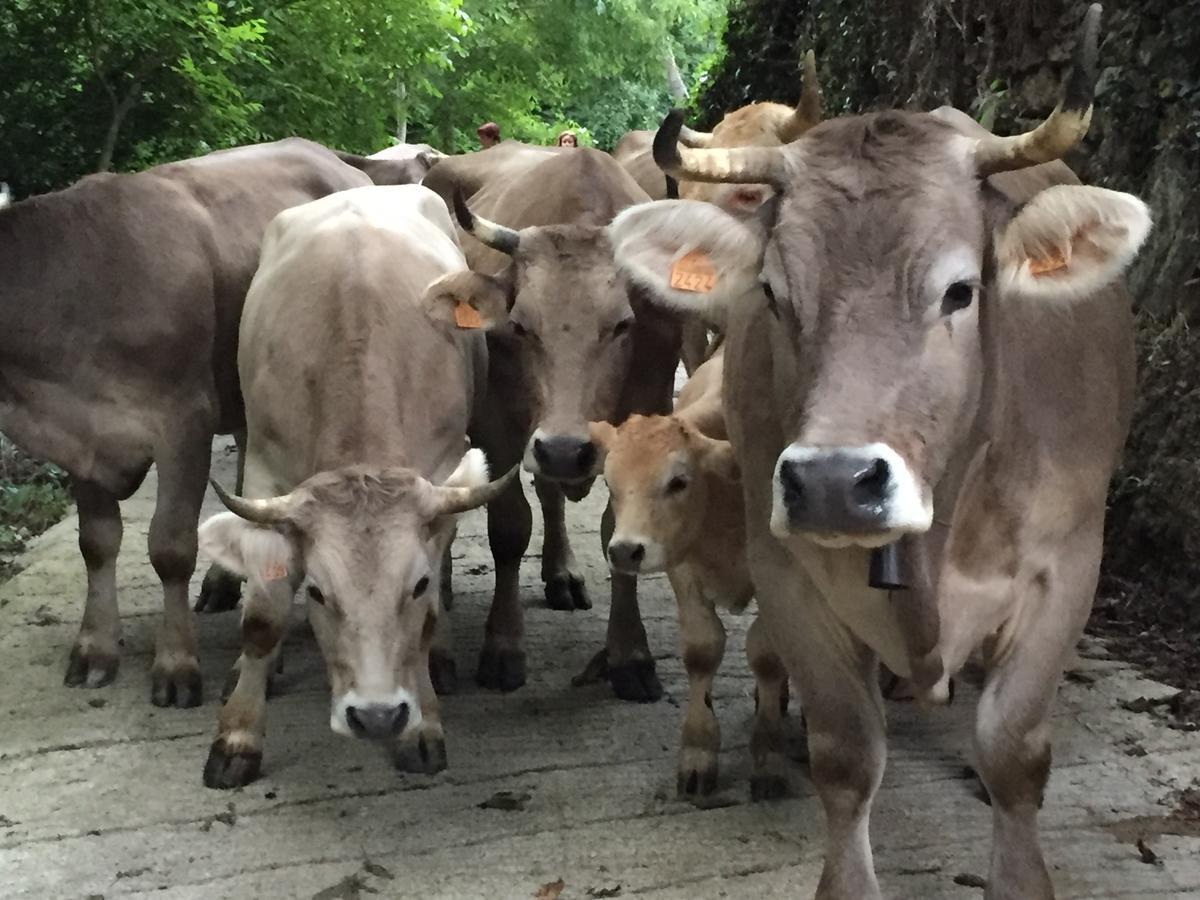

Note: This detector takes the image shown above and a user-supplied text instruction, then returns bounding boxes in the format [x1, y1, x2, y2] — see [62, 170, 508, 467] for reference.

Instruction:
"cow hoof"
[429, 650, 458, 695]
[391, 733, 448, 775]
[678, 764, 719, 797]
[750, 773, 789, 802]
[476, 644, 526, 692]
[63, 644, 119, 689]
[150, 661, 203, 708]
[610, 658, 662, 703]
[195, 565, 242, 613]
[203, 738, 262, 789]
[544, 573, 590, 611]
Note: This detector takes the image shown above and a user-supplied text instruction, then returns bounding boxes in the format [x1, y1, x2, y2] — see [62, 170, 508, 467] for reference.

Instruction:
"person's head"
[556, 131, 578, 148]
[477, 122, 501, 148]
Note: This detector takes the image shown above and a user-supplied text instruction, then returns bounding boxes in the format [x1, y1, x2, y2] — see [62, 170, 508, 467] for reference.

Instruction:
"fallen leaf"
[534, 879, 565, 900]
[953, 872, 987, 889]
[478, 790, 531, 811]
[1136, 838, 1161, 865]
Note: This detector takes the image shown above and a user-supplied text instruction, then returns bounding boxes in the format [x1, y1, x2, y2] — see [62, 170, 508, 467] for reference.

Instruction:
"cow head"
[198, 450, 514, 740]
[610, 5, 1150, 550]
[590, 415, 738, 574]
[422, 191, 680, 496]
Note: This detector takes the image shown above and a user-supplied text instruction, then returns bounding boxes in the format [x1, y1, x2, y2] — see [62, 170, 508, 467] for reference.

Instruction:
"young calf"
[591, 350, 789, 800]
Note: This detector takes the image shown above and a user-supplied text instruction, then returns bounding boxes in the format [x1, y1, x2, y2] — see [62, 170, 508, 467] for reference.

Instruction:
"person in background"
[556, 130, 578, 147]
[477, 122, 501, 149]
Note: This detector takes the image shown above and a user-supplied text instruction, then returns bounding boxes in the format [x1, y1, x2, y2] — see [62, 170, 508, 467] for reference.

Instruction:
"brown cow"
[609, 6, 1153, 896]
[0, 139, 380, 707]
[591, 348, 790, 799]
[197, 185, 511, 788]
[428, 148, 682, 701]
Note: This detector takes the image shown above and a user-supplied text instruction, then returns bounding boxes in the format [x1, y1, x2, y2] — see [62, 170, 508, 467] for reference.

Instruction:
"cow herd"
[0, 5, 1158, 898]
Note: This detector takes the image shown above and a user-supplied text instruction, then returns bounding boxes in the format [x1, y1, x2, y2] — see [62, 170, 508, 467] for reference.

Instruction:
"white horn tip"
[445, 448, 490, 489]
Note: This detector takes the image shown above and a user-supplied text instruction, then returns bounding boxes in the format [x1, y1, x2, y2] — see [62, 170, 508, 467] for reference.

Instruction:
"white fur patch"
[442, 447, 489, 489]
[198, 512, 292, 583]
[997, 185, 1151, 301]
[608, 200, 767, 322]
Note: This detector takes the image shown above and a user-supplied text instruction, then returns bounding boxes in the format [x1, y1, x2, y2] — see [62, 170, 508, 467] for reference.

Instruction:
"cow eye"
[307, 584, 325, 605]
[666, 475, 689, 495]
[612, 318, 633, 339]
[412, 575, 430, 599]
[941, 282, 976, 315]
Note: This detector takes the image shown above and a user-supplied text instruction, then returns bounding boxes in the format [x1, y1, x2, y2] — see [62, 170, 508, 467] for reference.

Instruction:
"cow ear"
[198, 513, 294, 585]
[421, 270, 509, 330]
[696, 435, 740, 483]
[608, 199, 767, 322]
[588, 420, 618, 451]
[996, 185, 1151, 301]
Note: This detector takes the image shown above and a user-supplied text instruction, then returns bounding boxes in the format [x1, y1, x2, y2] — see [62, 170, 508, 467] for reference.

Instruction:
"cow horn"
[653, 109, 790, 186]
[211, 480, 295, 525]
[452, 188, 520, 255]
[974, 3, 1101, 176]
[780, 49, 823, 142]
[678, 125, 713, 148]
[427, 464, 520, 517]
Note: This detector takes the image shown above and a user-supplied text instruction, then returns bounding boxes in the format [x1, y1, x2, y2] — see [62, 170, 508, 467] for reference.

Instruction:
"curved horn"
[452, 188, 520, 256]
[678, 124, 713, 148]
[427, 464, 520, 517]
[780, 49, 823, 142]
[210, 479, 295, 526]
[653, 109, 790, 186]
[974, 3, 1102, 177]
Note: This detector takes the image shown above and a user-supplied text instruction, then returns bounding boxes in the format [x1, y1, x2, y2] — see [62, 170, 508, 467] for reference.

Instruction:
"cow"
[0, 138, 395, 708]
[590, 347, 789, 799]
[431, 147, 682, 701]
[606, 6, 1152, 896]
[195, 185, 512, 789]
[352, 141, 446, 186]
[421, 140, 559, 216]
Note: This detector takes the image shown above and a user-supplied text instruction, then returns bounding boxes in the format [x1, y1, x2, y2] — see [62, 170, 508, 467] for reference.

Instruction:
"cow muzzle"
[331, 687, 421, 740]
[525, 429, 599, 485]
[607, 536, 666, 575]
[770, 443, 932, 547]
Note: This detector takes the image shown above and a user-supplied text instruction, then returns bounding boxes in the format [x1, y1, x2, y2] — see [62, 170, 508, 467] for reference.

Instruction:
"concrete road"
[1, 439, 1198, 899]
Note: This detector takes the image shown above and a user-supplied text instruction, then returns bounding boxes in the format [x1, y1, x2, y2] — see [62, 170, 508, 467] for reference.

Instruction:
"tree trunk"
[96, 81, 141, 173]
[395, 78, 408, 144]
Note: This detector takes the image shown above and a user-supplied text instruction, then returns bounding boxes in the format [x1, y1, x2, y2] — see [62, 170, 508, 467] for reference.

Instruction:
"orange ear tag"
[454, 299, 483, 329]
[670, 250, 717, 293]
[1028, 247, 1069, 277]
[263, 562, 288, 582]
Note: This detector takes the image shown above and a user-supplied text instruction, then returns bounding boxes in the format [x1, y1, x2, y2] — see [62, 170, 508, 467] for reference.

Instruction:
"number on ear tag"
[454, 300, 483, 329]
[670, 250, 717, 293]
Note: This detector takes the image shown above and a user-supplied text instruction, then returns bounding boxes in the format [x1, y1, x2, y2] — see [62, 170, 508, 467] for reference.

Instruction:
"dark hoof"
[195, 565, 243, 613]
[64, 645, 119, 688]
[429, 650, 458, 695]
[391, 733, 448, 775]
[476, 645, 526, 692]
[678, 765, 718, 797]
[610, 658, 662, 703]
[151, 664, 203, 708]
[203, 738, 262, 789]
[750, 773, 789, 801]
[544, 573, 590, 611]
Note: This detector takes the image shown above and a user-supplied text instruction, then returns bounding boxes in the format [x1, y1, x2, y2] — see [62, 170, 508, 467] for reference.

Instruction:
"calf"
[591, 349, 789, 800]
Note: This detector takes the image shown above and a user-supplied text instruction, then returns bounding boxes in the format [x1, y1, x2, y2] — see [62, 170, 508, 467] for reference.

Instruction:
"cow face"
[199, 451, 513, 740]
[423, 203, 680, 494]
[590, 415, 738, 574]
[610, 109, 1150, 550]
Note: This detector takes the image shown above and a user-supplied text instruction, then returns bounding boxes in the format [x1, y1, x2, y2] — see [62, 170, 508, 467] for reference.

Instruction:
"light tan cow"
[609, 7, 1153, 897]
[591, 348, 789, 800]
[196, 185, 512, 789]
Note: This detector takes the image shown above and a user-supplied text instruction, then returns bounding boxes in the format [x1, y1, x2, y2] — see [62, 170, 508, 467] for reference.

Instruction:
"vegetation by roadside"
[0, 437, 70, 583]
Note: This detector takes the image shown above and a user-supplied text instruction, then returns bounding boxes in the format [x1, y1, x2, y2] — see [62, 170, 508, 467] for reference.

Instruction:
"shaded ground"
[1, 440, 1199, 899]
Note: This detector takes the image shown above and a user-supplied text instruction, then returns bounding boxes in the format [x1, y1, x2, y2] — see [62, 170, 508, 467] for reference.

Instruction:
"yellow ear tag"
[1028, 247, 1069, 277]
[263, 562, 288, 582]
[670, 250, 717, 293]
[454, 299, 483, 329]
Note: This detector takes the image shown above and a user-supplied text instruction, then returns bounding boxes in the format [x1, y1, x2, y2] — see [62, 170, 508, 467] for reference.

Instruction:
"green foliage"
[0, 439, 70, 583]
[0, 0, 728, 196]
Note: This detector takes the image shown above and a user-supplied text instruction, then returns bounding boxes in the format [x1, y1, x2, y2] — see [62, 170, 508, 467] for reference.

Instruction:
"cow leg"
[477, 474, 530, 691]
[391, 612, 448, 775]
[974, 531, 1099, 900]
[535, 476, 589, 610]
[147, 429, 209, 708]
[440, 540, 455, 612]
[599, 500, 661, 702]
[203, 580, 292, 789]
[679, 320, 710, 376]
[195, 429, 246, 614]
[429, 533, 457, 695]
[747, 614, 789, 801]
[63, 481, 124, 688]
[671, 569, 723, 797]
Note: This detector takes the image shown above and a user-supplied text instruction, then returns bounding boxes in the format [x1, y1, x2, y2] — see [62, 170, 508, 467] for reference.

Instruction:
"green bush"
[0, 438, 70, 581]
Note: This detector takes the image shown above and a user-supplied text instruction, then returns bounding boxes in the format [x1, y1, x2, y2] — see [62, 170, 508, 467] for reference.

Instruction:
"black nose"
[346, 702, 410, 739]
[779, 451, 892, 533]
[608, 540, 646, 572]
[532, 435, 597, 481]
